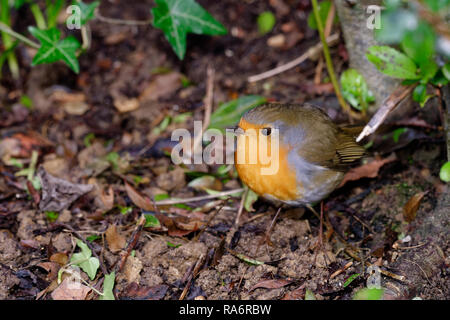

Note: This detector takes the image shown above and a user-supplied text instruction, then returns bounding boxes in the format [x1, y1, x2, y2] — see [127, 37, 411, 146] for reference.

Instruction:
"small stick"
[179, 254, 206, 300]
[234, 186, 249, 226]
[94, 8, 151, 26]
[155, 188, 244, 205]
[356, 85, 415, 142]
[247, 33, 340, 83]
[264, 207, 282, 245]
[115, 215, 146, 273]
[329, 261, 353, 279]
[191, 65, 215, 160]
[314, 1, 335, 85]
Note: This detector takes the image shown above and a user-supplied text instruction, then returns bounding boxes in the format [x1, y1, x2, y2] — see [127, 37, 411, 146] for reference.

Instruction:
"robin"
[235, 103, 365, 207]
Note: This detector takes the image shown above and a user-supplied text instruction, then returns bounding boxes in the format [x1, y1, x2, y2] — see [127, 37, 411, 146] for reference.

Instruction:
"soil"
[0, 0, 448, 300]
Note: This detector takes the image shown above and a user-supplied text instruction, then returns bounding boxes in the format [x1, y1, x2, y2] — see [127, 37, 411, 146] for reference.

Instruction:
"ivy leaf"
[340, 69, 375, 111]
[366, 46, 420, 80]
[28, 27, 81, 73]
[353, 288, 384, 300]
[151, 0, 227, 60]
[74, 0, 100, 26]
[70, 239, 100, 280]
[209, 95, 267, 132]
[443, 63, 450, 81]
[99, 272, 115, 300]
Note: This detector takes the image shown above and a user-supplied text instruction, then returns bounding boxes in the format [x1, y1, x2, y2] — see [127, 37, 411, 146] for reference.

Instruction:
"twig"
[356, 85, 415, 142]
[179, 253, 206, 300]
[54, 223, 108, 276]
[115, 215, 146, 273]
[264, 207, 282, 245]
[191, 65, 215, 159]
[247, 33, 340, 83]
[329, 261, 353, 279]
[0, 22, 40, 49]
[94, 8, 152, 26]
[193, 203, 225, 242]
[234, 186, 249, 226]
[155, 188, 244, 205]
[311, 0, 361, 120]
[344, 248, 406, 282]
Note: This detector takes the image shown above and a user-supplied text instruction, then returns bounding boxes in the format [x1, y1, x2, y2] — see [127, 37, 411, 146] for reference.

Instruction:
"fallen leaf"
[100, 186, 115, 211]
[139, 72, 182, 103]
[37, 262, 60, 281]
[249, 279, 293, 292]
[114, 97, 140, 113]
[403, 191, 427, 223]
[38, 167, 93, 212]
[50, 253, 69, 266]
[187, 175, 222, 191]
[51, 277, 91, 300]
[125, 182, 154, 211]
[121, 283, 169, 300]
[339, 154, 397, 187]
[122, 256, 143, 283]
[105, 224, 126, 253]
[281, 285, 305, 300]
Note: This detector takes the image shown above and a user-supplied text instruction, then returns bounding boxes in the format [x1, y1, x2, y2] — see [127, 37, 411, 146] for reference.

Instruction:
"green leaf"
[144, 214, 161, 228]
[340, 69, 375, 111]
[167, 241, 181, 248]
[401, 22, 435, 66]
[307, 1, 338, 30]
[412, 84, 433, 107]
[244, 189, 258, 212]
[353, 288, 384, 300]
[423, 0, 450, 12]
[419, 60, 438, 83]
[86, 235, 101, 242]
[343, 273, 360, 288]
[439, 161, 450, 182]
[375, 9, 418, 44]
[74, 0, 100, 26]
[366, 46, 420, 80]
[20, 95, 33, 109]
[47, 0, 65, 28]
[430, 68, 449, 86]
[209, 95, 267, 132]
[99, 272, 115, 300]
[443, 63, 450, 81]
[304, 289, 316, 300]
[45, 211, 59, 222]
[29, 27, 80, 73]
[151, 0, 227, 60]
[257, 11, 275, 35]
[70, 239, 99, 280]
[154, 193, 170, 201]
[392, 128, 408, 143]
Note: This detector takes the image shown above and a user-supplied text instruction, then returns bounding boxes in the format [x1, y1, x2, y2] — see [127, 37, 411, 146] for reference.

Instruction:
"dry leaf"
[403, 191, 427, 223]
[249, 279, 293, 292]
[139, 72, 182, 103]
[122, 256, 143, 283]
[105, 224, 126, 253]
[51, 278, 91, 300]
[101, 186, 115, 211]
[125, 182, 154, 211]
[37, 262, 60, 281]
[339, 154, 397, 187]
[121, 283, 169, 300]
[50, 253, 69, 266]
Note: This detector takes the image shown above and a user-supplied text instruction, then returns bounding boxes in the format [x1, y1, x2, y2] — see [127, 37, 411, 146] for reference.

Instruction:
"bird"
[234, 103, 365, 207]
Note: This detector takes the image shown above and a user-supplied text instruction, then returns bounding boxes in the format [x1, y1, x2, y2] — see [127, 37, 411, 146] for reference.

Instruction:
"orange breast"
[235, 119, 299, 201]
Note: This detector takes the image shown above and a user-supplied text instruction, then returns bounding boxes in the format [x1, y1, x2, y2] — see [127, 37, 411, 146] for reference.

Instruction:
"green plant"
[367, 1, 450, 108]
[151, 0, 227, 59]
[0, 0, 226, 77]
[257, 11, 276, 35]
[340, 69, 375, 112]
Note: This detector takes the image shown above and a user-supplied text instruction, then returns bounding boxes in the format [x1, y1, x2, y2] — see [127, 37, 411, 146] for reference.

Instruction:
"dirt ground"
[0, 0, 448, 300]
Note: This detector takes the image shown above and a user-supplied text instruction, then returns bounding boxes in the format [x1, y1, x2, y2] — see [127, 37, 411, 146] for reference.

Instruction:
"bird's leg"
[263, 206, 282, 246]
[307, 202, 330, 267]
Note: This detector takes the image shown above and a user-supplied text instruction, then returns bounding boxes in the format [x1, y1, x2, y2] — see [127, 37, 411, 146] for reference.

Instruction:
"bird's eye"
[261, 128, 272, 136]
